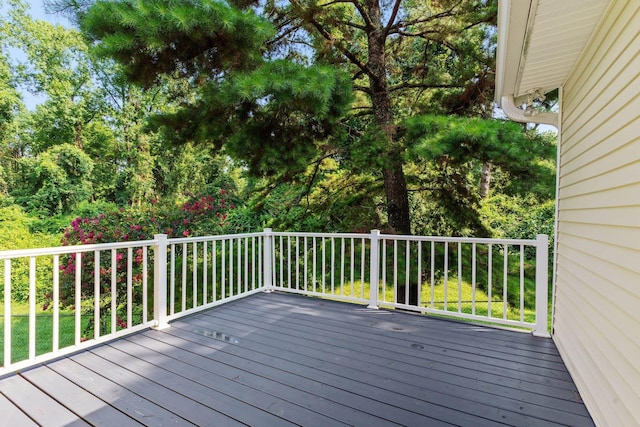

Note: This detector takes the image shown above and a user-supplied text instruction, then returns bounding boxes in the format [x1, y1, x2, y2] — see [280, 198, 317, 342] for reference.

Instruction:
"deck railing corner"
[262, 228, 274, 292]
[368, 229, 380, 309]
[533, 233, 550, 337]
[153, 234, 170, 330]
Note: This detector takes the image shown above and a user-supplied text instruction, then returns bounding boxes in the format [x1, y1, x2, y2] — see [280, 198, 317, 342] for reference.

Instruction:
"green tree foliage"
[69, 0, 502, 234]
[0, 51, 21, 145]
[0, 26, 25, 198]
[6, 0, 103, 151]
[228, 158, 383, 233]
[267, 0, 498, 233]
[67, 0, 352, 191]
[404, 115, 556, 235]
[14, 143, 93, 214]
[0, 205, 59, 301]
[79, 0, 273, 84]
[0, 0, 557, 248]
[3, 1, 166, 208]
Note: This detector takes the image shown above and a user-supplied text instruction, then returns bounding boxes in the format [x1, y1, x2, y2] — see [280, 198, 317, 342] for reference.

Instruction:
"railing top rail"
[0, 230, 546, 259]
[270, 230, 542, 246]
[0, 232, 270, 259]
[270, 231, 369, 239]
[0, 239, 158, 259]
[167, 232, 263, 245]
[378, 234, 540, 246]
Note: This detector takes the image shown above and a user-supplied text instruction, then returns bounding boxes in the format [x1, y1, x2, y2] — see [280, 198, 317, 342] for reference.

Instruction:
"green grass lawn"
[325, 277, 537, 325]
[0, 303, 86, 366]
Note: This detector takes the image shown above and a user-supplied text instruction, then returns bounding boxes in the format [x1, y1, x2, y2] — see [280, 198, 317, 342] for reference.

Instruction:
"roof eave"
[494, 0, 531, 106]
[495, 0, 559, 128]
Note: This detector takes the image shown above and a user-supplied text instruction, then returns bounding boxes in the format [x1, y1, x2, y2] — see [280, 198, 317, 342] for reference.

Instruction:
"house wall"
[554, 2, 640, 426]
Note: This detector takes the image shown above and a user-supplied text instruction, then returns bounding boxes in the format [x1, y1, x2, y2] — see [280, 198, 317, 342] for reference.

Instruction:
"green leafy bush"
[13, 144, 94, 215]
[0, 205, 59, 302]
[52, 192, 233, 337]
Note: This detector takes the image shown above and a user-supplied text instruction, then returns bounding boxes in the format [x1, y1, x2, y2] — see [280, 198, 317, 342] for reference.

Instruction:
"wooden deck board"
[185, 300, 590, 425]
[112, 335, 404, 427]
[227, 297, 583, 393]
[200, 306, 587, 415]
[94, 341, 344, 427]
[20, 366, 143, 426]
[153, 323, 465, 426]
[69, 350, 247, 427]
[48, 358, 193, 426]
[0, 292, 595, 427]
[233, 297, 570, 371]
[0, 391, 38, 427]
[216, 299, 573, 378]
[169, 317, 543, 426]
[0, 374, 91, 427]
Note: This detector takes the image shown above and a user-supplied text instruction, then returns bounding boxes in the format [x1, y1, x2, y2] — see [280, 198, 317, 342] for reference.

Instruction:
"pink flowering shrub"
[52, 192, 232, 337]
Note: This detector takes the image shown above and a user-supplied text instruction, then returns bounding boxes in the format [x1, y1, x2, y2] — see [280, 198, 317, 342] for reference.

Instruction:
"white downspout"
[550, 86, 563, 336]
[501, 95, 559, 129]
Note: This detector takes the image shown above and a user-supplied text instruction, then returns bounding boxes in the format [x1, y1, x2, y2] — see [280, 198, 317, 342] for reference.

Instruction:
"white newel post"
[533, 234, 550, 337]
[4, 259, 12, 368]
[263, 228, 273, 291]
[368, 230, 380, 309]
[153, 234, 170, 330]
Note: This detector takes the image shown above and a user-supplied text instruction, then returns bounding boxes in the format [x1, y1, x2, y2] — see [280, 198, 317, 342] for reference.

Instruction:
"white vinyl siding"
[554, 1, 640, 426]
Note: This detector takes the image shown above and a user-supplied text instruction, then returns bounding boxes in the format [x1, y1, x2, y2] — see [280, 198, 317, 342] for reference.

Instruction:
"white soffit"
[497, 0, 610, 103]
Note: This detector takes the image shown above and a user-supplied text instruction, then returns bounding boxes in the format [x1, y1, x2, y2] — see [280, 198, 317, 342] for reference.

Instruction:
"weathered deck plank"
[48, 357, 192, 426]
[0, 292, 595, 427]
[0, 391, 38, 427]
[20, 366, 144, 426]
[188, 297, 590, 425]
[0, 374, 91, 427]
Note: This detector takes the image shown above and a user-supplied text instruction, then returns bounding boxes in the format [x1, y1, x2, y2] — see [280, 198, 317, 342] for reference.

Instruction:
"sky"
[9, 1, 557, 133]
[4, 0, 73, 110]
[27, 0, 70, 26]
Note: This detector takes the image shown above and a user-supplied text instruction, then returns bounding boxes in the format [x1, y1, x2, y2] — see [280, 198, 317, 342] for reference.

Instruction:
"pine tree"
[54, 0, 501, 233]
[73, 0, 353, 184]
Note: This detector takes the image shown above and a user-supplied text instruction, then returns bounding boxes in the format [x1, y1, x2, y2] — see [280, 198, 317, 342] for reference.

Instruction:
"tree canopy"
[0, 0, 557, 242]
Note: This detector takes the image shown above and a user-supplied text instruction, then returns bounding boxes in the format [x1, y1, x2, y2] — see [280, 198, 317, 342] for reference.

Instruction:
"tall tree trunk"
[479, 161, 492, 199]
[382, 158, 411, 234]
[365, 0, 411, 234]
[74, 121, 83, 149]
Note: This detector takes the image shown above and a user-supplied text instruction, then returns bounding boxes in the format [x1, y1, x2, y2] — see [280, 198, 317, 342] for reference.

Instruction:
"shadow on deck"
[0, 292, 593, 426]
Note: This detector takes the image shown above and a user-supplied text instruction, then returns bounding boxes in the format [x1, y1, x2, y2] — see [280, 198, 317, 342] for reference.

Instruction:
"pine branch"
[384, 0, 402, 36]
[391, 29, 439, 38]
[388, 6, 461, 34]
[315, 0, 373, 28]
[389, 82, 459, 93]
[349, 108, 373, 118]
[353, 84, 372, 94]
[303, 150, 339, 206]
[308, 18, 374, 78]
[407, 186, 437, 192]
[350, 0, 374, 29]
[268, 18, 304, 46]
[335, 19, 367, 31]
[319, 0, 357, 6]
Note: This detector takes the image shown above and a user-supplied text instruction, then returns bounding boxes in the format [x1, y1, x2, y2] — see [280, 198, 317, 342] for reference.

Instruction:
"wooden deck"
[0, 292, 593, 426]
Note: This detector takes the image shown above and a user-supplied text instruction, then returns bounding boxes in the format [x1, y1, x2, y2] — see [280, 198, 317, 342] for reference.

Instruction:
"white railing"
[267, 230, 549, 336]
[160, 232, 266, 324]
[0, 232, 265, 375]
[266, 231, 373, 305]
[0, 229, 549, 376]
